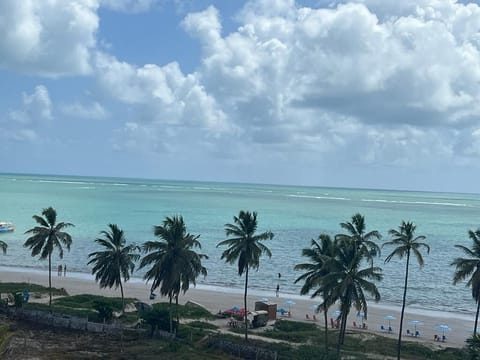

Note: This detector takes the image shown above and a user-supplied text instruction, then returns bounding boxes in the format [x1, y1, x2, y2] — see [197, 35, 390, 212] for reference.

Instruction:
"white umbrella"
[409, 320, 423, 333]
[331, 310, 341, 318]
[284, 300, 296, 313]
[435, 324, 451, 336]
[357, 312, 366, 326]
[384, 315, 396, 327]
[257, 297, 269, 303]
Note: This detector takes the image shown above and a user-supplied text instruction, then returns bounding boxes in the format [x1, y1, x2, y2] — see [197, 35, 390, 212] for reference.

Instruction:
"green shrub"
[93, 300, 113, 322]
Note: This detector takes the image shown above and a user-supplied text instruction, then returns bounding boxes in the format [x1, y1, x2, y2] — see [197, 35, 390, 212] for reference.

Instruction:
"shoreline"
[0, 266, 475, 348]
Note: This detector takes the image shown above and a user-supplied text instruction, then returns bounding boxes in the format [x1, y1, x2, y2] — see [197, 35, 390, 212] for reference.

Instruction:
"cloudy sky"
[2, 0, 480, 192]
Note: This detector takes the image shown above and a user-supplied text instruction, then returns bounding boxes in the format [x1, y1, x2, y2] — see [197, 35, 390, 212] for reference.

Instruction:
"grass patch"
[186, 321, 218, 330]
[152, 302, 216, 320]
[23, 294, 138, 323]
[0, 282, 67, 296]
[53, 294, 135, 312]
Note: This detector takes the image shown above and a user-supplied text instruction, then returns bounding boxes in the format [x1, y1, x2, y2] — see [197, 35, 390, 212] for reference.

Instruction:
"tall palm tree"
[451, 229, 480, 336]
[139, 215, 207, 333]
[321, 239, 382, 358]
[294, 234, 337, 354]
[383, 221, 429, 360]
[24, 207, 74, 307]
[336, 213, 381, 265]
[217, 210, 274, 342]
[87, 224, 140, 313]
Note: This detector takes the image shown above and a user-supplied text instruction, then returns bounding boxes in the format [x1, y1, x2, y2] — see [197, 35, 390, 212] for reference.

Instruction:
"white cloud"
[3, 85, 52, 144]
[60, 101, 108, 120]
[176, 0, 480, 169]
[9, 85, 53, 124]
[100, 0, 157, 13]
[94, 52, 233, 150]
[0, 0, 98, 77]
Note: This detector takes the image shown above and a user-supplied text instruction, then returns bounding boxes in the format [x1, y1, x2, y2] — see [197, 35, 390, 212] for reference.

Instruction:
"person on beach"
[276, 284, 279, 297]
[64, 264, 67, 276]
[57, 264, 62, 276]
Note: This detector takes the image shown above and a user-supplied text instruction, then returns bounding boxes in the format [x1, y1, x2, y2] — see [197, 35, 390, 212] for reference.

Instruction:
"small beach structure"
[254, 300, 277, 320]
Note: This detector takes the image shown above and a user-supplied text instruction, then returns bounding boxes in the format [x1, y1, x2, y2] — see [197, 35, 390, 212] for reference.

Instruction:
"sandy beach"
[2, 266, 475, 349]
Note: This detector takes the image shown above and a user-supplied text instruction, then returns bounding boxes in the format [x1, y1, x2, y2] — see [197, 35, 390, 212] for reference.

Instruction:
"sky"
[2, 0, 480, 193]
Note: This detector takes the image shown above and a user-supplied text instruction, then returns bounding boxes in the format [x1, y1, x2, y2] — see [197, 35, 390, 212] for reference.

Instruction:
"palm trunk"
[336, 316, 342, 360]
[175, 295, 179, 334]
[397, 251, 410, 360]
[340, 309, 348, 345]
[474, 298, 480, 337]
[336, 301, 348, 358]
[120, 281, 125, 314]
[48, 253, 52, 308]
[244, 267, 249, 342]
[169, 295, 173, 334]
[323, 305, 329, 353]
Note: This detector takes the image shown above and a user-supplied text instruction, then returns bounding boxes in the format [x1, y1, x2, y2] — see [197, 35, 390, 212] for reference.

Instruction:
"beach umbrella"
[257, 297, 269, 303]
[384, 315, 396, 327]
[331, 310, 341, 318]
[409, 320, 423, 332]
[310, 304, 320, 312]
[277, 307, 287, 315]
[435, 324, 451, 336]
[284, 300, 296, 313]
[356, 312, 366, 326]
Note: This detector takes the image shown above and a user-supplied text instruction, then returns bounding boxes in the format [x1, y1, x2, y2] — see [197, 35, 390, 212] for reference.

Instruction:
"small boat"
[0, 222, 14, 233]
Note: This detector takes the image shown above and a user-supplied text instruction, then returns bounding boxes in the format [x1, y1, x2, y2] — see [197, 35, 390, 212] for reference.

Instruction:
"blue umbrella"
[331, 310, 341, 318]
[310, 305, 320, 312]
[435, 324, 451, 336]
[284, 300, 296, 312]
[356, 312, 366, 326]
[384, 315, 395, 327]
[409, 320, 423, 332]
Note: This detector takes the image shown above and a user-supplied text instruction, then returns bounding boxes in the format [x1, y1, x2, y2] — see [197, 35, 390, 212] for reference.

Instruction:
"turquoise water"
[0, 173, 478, 315]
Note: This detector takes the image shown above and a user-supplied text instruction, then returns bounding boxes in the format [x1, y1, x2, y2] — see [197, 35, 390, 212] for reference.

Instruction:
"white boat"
[0, 222, 14, 233]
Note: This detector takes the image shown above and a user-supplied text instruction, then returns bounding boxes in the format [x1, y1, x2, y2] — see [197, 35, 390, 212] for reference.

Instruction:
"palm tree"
[0, 240, 7, 255]
[87, 224, 140, 313]
[383, 221, 429, 360]
[336, 213, 381, 264]
[139, 215, 207, 333]
[294, 234, 337, 354]
[217, 210, 274, 342]
[24, 207, 74, 307]
[451, 229, 480, 336]
[321, 239, 382, 358]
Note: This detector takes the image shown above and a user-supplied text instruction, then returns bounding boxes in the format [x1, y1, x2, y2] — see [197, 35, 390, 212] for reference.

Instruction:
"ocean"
[0, 173, 478, 316]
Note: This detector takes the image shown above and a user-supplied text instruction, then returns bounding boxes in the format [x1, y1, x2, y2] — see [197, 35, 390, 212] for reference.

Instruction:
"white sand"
[2, 266, 475, 349]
